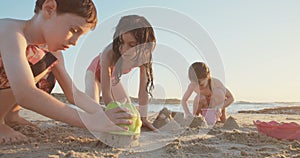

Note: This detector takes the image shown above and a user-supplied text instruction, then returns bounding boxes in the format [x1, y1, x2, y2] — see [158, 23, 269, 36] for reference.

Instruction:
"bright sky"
[1, 0, 300, 102]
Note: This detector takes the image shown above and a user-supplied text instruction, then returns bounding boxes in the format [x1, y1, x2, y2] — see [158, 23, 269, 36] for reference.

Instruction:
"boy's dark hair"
[34, 0, 97, 29]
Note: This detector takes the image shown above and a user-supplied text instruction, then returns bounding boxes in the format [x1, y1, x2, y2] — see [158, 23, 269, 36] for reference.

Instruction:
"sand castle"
[153, 108, 207, 129]
[101, 102, 142, 148]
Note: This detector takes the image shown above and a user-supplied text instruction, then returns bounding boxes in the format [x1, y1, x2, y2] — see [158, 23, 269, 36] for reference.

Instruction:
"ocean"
[147, 102, 300, 114]
[52, 94, 299, 114]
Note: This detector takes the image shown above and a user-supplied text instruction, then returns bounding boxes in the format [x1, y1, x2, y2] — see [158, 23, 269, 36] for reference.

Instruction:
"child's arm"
[85, 70, 100, 104]
[51, 51, 103, 113]
[138, 65, 157, 131]
[100, 50, 114, 105]
[0, 33, 130, 132]
[209, 78, 226, 108]
[181, 84, 194, 117]
[223, 88, 234, 108]
[51, 52, 134, 130]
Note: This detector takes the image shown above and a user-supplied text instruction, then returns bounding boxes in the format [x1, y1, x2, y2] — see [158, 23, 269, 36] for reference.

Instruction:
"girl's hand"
[141, 117, 158, 131]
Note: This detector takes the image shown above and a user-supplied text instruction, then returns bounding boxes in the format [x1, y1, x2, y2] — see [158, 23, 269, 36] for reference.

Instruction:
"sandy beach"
[1, 95, 300, 158]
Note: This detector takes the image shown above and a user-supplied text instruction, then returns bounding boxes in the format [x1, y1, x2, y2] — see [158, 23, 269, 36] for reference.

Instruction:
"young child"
[85, 15, 157, 131]
[0, 0, 132, 144]
[181, 62, 234, 123]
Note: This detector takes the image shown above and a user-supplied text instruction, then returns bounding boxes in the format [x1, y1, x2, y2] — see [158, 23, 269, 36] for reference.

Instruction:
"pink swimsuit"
[0, 45, 58, 93]
[87, 53, 132, 82]
[87, 54, 101, 81]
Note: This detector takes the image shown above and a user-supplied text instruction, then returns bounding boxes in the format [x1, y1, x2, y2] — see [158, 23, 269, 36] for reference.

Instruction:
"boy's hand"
[104, 107, 133, 127]
[104, 102, 143, 135]
[78, 107, 131, 133]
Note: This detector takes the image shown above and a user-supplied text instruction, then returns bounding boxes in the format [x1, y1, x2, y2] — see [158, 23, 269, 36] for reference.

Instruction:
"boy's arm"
[0, 27, 129, 132]
[51, 51, 104, 113]
[0, 31, 34, 97]
[46, 51, 132, 131]
[181, 84, 193, 117]
[0, 30, 92, 128]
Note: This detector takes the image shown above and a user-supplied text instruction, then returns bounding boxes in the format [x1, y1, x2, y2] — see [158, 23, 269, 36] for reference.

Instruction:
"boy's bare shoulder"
[0, 19, 25, 33]
[0, 19, 27, 54]
[0, 19, 26, 43]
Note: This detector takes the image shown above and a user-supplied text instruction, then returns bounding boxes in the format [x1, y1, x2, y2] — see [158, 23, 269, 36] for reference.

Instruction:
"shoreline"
[238, 106, 300, 115]
[51, 93, 300, 105]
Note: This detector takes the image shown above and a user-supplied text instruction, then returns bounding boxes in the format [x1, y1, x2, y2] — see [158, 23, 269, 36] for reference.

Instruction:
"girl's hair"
[112, 15, 156, 97]
[188, 62, 212, 90]
[34, 0, 97, 30]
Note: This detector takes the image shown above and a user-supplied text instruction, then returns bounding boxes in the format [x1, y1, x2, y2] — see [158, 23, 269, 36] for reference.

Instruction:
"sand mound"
[152, 108, 173, 129]
[98, 133, 140, 148]
[172, 111, 207, 128]
[152, 108, 183, 133]
[223, 116, 240, 130]
[172, 112, 185, 125]
[153, 109, 207, 129]
[158, 119, 182, 133]
[188, 116, 207, 128]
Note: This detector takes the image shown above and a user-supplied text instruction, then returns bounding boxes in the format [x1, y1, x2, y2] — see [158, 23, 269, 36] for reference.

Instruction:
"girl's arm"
[138, 65, 157, 131]
[181, 84, 194, 117]
[223, 88, 234, 108]
[100, 50, 114, 105]
[85, 70, 100, 104]
[210, 78, 226, 108]
[85, 55, 101, 103]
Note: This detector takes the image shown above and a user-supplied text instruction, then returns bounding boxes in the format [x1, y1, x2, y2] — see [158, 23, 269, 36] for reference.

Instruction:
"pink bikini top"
[87, 53, 132, 82]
